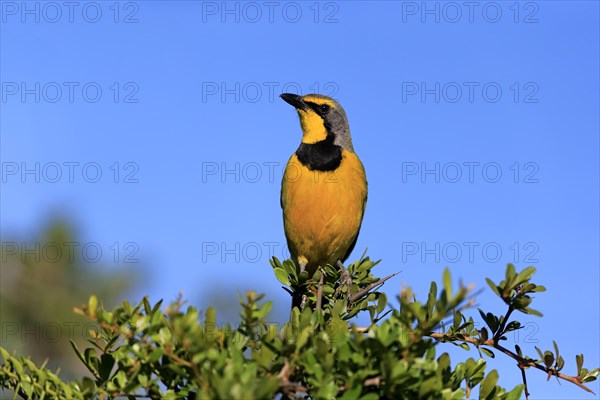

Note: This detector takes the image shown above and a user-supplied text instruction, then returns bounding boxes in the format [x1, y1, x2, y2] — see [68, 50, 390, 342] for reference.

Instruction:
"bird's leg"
[297, 256, 309, 310]
[336, 260, 352, 301]
[298, 256, 308, 275]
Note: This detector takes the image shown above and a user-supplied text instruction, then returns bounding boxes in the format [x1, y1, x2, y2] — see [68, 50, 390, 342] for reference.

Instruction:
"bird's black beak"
[280, 93, 308, 111]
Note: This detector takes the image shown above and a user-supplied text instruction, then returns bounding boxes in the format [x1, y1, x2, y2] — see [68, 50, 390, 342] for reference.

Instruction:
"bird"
[279, 93, 367, 307]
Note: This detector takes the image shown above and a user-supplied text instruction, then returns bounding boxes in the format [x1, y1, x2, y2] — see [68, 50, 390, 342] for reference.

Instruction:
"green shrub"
[1, 255, 598, 399]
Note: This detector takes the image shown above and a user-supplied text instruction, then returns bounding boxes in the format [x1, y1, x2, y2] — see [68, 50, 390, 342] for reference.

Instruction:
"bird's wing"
[341, 179, 368, 263]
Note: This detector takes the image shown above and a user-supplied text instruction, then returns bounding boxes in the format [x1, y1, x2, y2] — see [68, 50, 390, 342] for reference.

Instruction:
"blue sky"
[1, 1, 599, 398]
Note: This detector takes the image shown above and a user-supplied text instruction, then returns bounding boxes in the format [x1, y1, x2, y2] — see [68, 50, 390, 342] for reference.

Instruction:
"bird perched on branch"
[280, 93, 367, 308]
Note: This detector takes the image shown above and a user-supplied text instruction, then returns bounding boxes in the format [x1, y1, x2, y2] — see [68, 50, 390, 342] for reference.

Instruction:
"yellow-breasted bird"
[280, 93, 367, 307]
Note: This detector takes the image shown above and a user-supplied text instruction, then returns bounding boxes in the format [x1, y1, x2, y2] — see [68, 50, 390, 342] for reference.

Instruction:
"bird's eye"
[319, 104, 330, 113]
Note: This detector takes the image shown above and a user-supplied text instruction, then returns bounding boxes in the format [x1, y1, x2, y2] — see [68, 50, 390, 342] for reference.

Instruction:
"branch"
[496, 304, 530, 397]
[277, 359, 291, 381]
[163, 347, 203, 384]
[348, 272, 400, 304]
[277, 359, 307, 397]
[428, 332, 596, 395]
[519, 361, 530, 400]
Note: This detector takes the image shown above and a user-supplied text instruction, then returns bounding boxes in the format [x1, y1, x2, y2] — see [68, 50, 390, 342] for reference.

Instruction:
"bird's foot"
[298, 256, 308, 275]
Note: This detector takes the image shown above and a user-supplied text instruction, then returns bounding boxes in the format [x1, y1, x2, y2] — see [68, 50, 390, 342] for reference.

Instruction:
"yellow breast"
[281, 150, 367, 274]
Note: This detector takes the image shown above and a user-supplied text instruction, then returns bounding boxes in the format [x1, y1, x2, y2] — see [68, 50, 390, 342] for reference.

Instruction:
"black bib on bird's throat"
[295, 135, 342, 171]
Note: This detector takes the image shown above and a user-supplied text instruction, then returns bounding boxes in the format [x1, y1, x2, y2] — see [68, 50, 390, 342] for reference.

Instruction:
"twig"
[349, 272, 400, 303]
[316, 268, 325, 311]
[494, 305, 514, 342]
[277, 360, 307, 397]
[300, 294, 308, 310]
[428, 332, 596, 394]
[495, 343, 594, 394]
[281, 286, 294, 296]
[163, 347, 203, 383]
[364, 376, 382, 386]
[278, 359, 291, 381]
[497, 304, 529, 397]
[519, 361, 530, 400]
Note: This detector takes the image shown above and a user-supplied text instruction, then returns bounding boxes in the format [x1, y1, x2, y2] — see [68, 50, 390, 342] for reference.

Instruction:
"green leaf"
[81, 376, 96, 394]
[270, 256, 282, 269]
[485, 278, 501, 297]
[419, 376, 440, 397]
[282, 259, 297, 277]
[88, 295, 98, 315]
[503, 384, 524, 400]
[505, 321, 521, 332]
[143, 297, 152, 314]
[296, 327, 312, 350]
[576, 354, 584, 375]
[453, 311, 462, 330]
[582, 368, 600, 383]
[543, 351, 555, 368]
[533, 285, 547, 292]
[535, 346, 544, 360]
[322, 285, 335, 295]
[479, 369, 498, 399]
[98, 353, 115, 382]
[312, 268, 322, 281]
[553, 340, 560, 360]
[368, 307, 376, 322]
[298, 270, 309, 282]
[480, 327, 488, 342]
[114, 370, 127, 389]
[332, 300, 346, 317]
[426, 281, 437, 318]
[524, 307, 543, 317]
[556, 356, 565, 371]
[478, 309, 498, 333]
[472, 359, 487, 377]
[346, 306, 361, 319]
[515, 345, 523, 357]
[377, 293, 387, 314]
[357, 259, 374, 273]
[514, 266, 536, 285]
[70, 340, 85, 365]
[339, 386, 361, 399]
[151, 299, 164, 314]
[480, 347, 494, 358]
[512, 296, 532, 310]
[443, 268, 452, 302]
[505, 264, 516, 284]
[273, 268, 291, 286]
